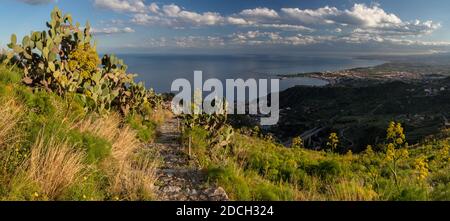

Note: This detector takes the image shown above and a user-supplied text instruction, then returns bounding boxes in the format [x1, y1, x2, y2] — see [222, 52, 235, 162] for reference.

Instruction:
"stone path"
[153, 117, 228, 201]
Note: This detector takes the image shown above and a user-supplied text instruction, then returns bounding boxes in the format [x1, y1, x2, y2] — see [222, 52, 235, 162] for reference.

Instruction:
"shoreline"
[277, 61, 388, 86]
[277, 61, 450, 87]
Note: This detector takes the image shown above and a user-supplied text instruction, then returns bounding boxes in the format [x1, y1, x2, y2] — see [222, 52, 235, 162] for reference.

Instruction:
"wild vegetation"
[177, 80, 449, 201]
[274, 80, 450, 152]
[1, 8, 449, 201]
[0, 8, 166, 200]
[183, 118, 449, 200]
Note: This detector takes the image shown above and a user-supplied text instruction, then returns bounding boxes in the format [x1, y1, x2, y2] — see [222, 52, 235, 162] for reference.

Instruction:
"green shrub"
[430, 183, 450, 201]
[391, 185, 428, 201]
[68, 130, 111, 164]
[307, 160, 342, 179]
[62, 170, 108, 201]
[126, 114, 157, 142]
[183, 126, 211, 166]
[0, 65, 21, 84]
[27, 91, 57, 116]
[208, 166, 251, 200]
[253, 182, 295, 201]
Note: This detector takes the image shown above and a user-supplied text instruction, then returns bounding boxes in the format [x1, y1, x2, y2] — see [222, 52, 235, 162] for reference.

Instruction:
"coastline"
[277, 61, 388, 86]
[277, 60, 450, 87]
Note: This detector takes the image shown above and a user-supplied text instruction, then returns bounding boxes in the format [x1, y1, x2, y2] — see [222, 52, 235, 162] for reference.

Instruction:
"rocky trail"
[152, 117, 228, 201]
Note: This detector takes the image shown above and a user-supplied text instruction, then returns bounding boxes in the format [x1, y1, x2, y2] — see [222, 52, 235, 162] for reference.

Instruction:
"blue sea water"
[119, 54, 384, 93]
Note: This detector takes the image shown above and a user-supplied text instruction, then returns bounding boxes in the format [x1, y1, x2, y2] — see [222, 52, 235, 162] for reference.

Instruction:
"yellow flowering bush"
[326, 132, 339, 152]
[414, 156, 429, 181]
[68, 43, 100, 82]
[291, 136, 304, 148]
[386, 121, 406, 147]
[384, 122, 409, 186]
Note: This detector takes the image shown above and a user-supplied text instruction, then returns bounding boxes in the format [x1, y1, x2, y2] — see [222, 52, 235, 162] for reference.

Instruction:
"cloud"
[132, 13, 167, 25]
[91, 27, 135, 35]
[281, 6, 339, 25]
[254, 24, 314, 32]
[228, 31, 320, 46]
[226, 17, 249, 25]
[280, 4, 440, 34]
[160, 4, 224, 26]
[18, 0, 56, 5]
[94, 0, 147, 13]
[123, 2, 439, 37]
[239, 7, 279, 19]
[280, 4, 403, 27]
[143, 36, 226, 48]
[342, 3, 402, 27]
[130, 3, 224, 27]
[124, 2, 317, 30]
[92, 1, 446, 51]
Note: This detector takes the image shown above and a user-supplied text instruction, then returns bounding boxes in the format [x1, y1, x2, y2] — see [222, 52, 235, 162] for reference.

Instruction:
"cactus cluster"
[179, 98, 234, 148]
[6, 7, 91, 95]
[5, 7, 162, 116]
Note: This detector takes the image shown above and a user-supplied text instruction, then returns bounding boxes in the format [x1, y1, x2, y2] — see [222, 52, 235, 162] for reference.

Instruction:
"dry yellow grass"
[25, 133, 85, 199]
[107, 156, 157, 200]
[0, 98, 23, 148]
[75, 113, 121, 143]
[149, 107, 172, 126]
[112, 126, 140, 163]
[74, 114, 140, 162]
[106, 124, 157, 200]
[73, 113, 158, 200]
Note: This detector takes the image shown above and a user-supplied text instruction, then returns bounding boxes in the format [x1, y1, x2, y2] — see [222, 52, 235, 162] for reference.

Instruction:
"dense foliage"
[184, 120, 449, 200]
[0, 8, 165, 201]
[0, 65, 164, 200]
[3, 7, 162, 116]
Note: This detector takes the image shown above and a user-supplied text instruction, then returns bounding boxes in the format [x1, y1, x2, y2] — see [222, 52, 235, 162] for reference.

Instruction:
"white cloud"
[281, 6, 339, 25]
[94, 0, 147, 13]
[240, 7, 279, 19]
[229, 31, 318, 46]
[161, 4, 224, 26]
[280, 4, 440, 37]
[162, 4, 181, 17]
[132, 13, 169, 25]
[226, 17, 249, 25]
[142, 36, 226, 48]
[280, 4, 404, 27]
[255, 24, 314, 32]
[341, 3, 402, 27]
[91, 27, 135, 35]
[92, 1, 446, 50]
[148, 2, 160, 14]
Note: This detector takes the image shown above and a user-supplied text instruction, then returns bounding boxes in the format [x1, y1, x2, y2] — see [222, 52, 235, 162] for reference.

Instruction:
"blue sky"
[1, 0, 450, 54]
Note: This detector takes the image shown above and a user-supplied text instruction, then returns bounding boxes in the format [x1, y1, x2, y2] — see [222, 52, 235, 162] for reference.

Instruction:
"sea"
[119, 54, 385, 93]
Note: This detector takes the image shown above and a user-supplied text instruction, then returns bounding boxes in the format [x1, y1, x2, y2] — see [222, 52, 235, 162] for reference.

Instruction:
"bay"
[120, 54, 384, 93]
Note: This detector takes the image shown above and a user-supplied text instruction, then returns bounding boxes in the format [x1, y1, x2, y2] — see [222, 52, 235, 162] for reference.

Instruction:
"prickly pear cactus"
[6, 7, 94, 95]
[5, 7, 162, 117]
[179, 97, 235, 148]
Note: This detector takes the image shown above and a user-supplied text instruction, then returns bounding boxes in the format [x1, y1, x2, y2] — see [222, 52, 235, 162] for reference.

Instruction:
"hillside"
[0, 7, 449, 201]
[0, 64, 165, 200]
[272, 79, 450, 152]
